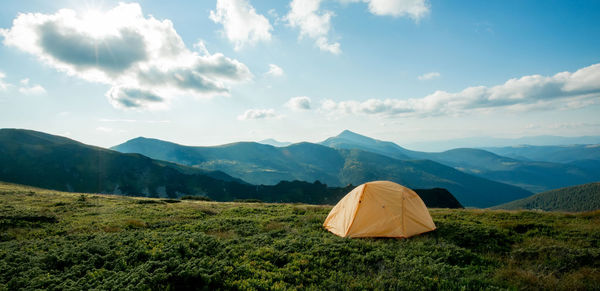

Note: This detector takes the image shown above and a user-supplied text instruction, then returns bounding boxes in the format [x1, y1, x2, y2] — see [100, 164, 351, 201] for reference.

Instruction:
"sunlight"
[80, 9, 111, 37]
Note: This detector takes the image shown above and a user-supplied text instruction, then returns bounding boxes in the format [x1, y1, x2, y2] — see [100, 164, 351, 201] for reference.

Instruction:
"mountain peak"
[258, 138, 292, 147]
[336, 130, 372, 141]
[338, 129, 361, 137]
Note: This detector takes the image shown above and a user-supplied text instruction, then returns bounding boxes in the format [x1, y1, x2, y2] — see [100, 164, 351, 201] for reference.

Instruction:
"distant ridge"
[405, 135, 600, 152]
[113, 132, 533, 207]
[0, 128, 464, 208]
[492, 182, 600, 212]
[483, 144, 600, 163]
[318, 130, 600, 193]
[258, 138, 292, 147]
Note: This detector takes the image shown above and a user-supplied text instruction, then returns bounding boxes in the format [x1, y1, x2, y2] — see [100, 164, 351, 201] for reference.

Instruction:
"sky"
[0, 0, 599, 149]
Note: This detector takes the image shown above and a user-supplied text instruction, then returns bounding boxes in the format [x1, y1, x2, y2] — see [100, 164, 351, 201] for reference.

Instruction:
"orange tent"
[323, 181, 436, 238]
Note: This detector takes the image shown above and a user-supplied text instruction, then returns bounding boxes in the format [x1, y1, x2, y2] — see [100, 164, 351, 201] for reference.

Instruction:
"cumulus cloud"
[285, 96, 312, 110]
[1, 3, 252, 109]
[266, 64, 284, 77]
[286, 0, 341, 54]
[418, 71, 440, 80]
[321, 63, 600, 116]
[237, 108, 277, 120]
[210, 0, 272, 50]
[285, 0, 428, 54]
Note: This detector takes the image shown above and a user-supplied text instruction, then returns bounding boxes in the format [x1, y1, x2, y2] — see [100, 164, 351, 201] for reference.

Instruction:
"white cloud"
[266, 64, 284, 77]
[418, 71, 440, 80]
[16, 77, 46, 95]
[285, 96, 312, 110]
[1, 3, 252, 110]
[210, 0, 273, 50]
[99, 118, 171, 124]
[364, 0, 429, 19]
[286, 0, 341, 54]
[96, 126, 126, 133]
[321, 63, 600, 117]
[19, 84, 46, 95]
[237, 108, 277, 120]
[338, 0, 429, 19]
[285, 0, 428, 54]
[0, 71, 9, 91]
[96, 126, 114, 133]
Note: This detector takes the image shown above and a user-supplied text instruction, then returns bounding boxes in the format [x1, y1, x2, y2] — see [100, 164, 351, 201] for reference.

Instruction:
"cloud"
[266, 64, 284, 77]
[96, 126, 114, 133]
[99, 118, 171, 124]
[418, 71, 440, 80]
[16, 78, 46, 95]
[364, 0, 429, 19]
[210, 0, 272, 50]
[321, 63, 600, 117]
[96, 126, 126, 133]
[19, 84, 46, 95]
[1, 3, 252, 110]
[286, 0, 341, 54]
[285, 0, 428, 54]
[285, 96, 312, 110]
[338, 0, 429, 19]
[237, 108, 277, 120]
[106, 86, 164, 109]
[0, 71, 9, 91]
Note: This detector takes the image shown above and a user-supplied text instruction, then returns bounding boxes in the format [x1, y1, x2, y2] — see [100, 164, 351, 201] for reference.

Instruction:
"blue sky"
[0, 0, 599, 149]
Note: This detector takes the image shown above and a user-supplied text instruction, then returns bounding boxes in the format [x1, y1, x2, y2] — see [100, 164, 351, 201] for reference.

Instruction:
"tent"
[323, 181, 436, 238]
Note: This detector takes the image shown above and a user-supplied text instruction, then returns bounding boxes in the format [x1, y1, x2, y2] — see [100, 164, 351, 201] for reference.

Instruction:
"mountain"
[114, 137, 345, 186]
[492, 182, 600, 212]
[0, 129, 462, 208]
[320, 131, 600, 193]
[113, 136, 532, 207]
[405, 135, 600, 152]
[320, 129, 415, 160]
[422, 148, 600, 193]
[482, 144, 600, 163]
[258, 138, 292, 147]
[0, 128, 251, 198]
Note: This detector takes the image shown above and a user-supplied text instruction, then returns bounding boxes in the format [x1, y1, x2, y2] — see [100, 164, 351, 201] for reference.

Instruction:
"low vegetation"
[1, 182, 598, 290]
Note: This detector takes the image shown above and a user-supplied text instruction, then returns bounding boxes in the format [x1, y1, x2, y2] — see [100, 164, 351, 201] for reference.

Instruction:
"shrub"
[181, 195, 213, 201]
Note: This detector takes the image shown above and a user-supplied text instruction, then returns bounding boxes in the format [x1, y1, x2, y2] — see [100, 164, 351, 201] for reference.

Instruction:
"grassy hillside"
[114, 136, 532, 207]
[493, 182, 600, 212]
[1, 182, 598, 290]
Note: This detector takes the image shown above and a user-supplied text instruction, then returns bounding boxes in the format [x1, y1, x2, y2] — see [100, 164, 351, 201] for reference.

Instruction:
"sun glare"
[81, 9, 110, 37]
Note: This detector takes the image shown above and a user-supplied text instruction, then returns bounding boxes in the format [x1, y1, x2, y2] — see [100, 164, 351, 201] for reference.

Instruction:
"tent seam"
[345, 184, 366, 237]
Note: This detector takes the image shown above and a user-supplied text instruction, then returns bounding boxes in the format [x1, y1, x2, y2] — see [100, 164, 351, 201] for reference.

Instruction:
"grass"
[0, 182, 599, 290]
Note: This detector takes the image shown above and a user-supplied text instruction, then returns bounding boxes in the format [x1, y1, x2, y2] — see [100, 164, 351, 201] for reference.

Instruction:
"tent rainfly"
[323, 181, 436, 238]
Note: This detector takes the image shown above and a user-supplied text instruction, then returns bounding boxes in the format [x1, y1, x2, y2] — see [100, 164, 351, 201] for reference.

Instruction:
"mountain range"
[113, 131, 534, 207]
[404, 135, 600, 152]
[3, 127, 598, 209]
[318, 130, 600, 193]
[0, 129, 463, 208]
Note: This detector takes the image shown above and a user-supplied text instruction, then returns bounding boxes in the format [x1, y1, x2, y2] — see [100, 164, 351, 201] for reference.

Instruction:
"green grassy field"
[1, 182, 599, 290]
